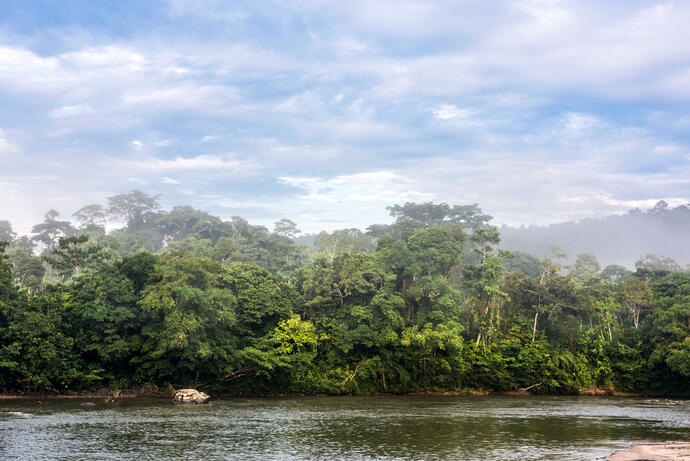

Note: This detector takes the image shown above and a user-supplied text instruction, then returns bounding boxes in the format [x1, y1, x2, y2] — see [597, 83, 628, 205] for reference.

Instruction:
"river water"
[1, 395, 689, 460]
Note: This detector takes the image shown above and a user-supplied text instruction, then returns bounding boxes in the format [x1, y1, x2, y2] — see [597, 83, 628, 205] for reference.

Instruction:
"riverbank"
[608, 443, 690, 460]
[0, 387, 641, 399]
[0, 387, 171, 399]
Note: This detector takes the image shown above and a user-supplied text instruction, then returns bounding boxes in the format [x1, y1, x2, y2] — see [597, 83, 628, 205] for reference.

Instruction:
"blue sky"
[1, 0, 689, 234]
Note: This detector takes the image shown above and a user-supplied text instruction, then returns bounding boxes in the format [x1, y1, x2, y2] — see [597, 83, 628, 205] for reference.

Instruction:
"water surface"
[1, 395, 689, 460]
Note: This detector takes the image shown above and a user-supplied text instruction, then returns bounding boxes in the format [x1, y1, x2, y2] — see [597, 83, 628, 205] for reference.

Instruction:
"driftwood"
[343, 359, 371, 384]
[198, 367, 257, 388]
[104, 389, 121, 403]
[519, 380, 546, 392]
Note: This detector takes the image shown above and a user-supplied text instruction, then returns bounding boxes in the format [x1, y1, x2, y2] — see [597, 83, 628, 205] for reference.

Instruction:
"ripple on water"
[0, 396, 688, 460]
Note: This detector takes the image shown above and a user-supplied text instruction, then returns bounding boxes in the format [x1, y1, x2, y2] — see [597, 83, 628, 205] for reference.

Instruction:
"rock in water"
[80, 402, 96, 407]
[171, 389, 211, 404]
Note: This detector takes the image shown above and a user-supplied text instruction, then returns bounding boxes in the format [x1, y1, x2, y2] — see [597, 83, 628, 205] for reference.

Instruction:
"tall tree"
[12, 236, 36, 255]
[314, 229, 373, 262]
[274, 218, 300, 239]
[0, 220, 16, 244]
[73, 204, 107, 228]
[42, 235, 112, 280]
[635, 253, 682, 273]
[600, 264, 631, 283]
[7, 246, 44, 291]
[31, 210, 76, 253]
[383, 202, 492, 237]
[620, 279, 653, 329]
[570, 253, 601, 280]
[157, 206, 219, 242]
[107, 190, 161, 229]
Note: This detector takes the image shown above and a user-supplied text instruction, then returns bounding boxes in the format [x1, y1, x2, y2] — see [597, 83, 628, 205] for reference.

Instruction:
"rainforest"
[1, 192, 689, 397]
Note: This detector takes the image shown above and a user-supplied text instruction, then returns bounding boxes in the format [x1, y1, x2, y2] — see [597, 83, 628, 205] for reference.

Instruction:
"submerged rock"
[608, 443, 690, 460]
[171, 389, 211, 404]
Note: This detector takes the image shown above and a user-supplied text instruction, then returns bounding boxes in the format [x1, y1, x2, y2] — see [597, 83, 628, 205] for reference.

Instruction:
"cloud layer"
[0, 0, 689, 233]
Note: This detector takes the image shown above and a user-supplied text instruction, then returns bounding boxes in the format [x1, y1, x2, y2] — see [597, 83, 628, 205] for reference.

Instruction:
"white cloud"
[0, 130, 16, 156]
[278, 176, 322, 185]
[280, 171, 433, 206]
[50, 104, 97, 118]
[653, 145, 677, 155]
[123, 154, 252, 172]
[555, 192, 689, 212]
[161, 177, 180, 184]
[564, 112, 599, 133]
[433, 104, 475, 120]
[168, 0, 247, 21]
[331, 171, 411, 185]
[61, 46, 147, 72]
[1, 0, 690, 239]
[600, 195, 689, 209]
[122, 84, 239, 111]
[0, 45, 147, 92]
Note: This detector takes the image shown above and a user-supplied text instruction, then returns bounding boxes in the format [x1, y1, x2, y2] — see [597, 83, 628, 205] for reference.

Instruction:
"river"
[1, 395, 689, 460]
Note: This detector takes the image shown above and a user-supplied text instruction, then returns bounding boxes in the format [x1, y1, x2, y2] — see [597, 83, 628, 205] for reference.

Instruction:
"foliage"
[0, 198, 689, 396]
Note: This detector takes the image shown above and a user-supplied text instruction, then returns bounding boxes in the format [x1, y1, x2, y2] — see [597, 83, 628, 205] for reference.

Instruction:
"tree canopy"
[1, 195, 689, 397]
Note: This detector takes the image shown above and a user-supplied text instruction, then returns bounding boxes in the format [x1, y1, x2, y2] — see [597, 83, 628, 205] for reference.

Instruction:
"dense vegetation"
[1, 192, 688, 396]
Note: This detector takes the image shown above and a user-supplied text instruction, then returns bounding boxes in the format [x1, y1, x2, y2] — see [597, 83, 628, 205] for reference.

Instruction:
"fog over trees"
[1, 192, 689, 396]
[499, 201, 690, 269]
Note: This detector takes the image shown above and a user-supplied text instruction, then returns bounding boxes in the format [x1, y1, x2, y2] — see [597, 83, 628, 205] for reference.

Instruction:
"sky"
[1, 0, 689, 235]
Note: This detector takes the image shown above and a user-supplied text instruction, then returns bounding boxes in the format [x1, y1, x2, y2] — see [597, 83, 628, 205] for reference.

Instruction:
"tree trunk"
[336, 287, 344, 308]
[381, 361, 387, 391]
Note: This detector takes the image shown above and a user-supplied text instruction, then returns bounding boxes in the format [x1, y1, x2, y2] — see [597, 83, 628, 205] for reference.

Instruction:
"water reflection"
[1, 395, 688, 460]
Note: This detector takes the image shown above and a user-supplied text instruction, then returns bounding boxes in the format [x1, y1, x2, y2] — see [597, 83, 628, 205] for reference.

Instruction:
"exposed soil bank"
[0, 388, 171, 399]
[580, 386, 639, 397]
[0, 387, 640, 399]
[608, 443, 690, 460]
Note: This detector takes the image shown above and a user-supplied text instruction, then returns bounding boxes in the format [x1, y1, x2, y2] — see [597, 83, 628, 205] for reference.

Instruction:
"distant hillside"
[499, 201, 690, 269]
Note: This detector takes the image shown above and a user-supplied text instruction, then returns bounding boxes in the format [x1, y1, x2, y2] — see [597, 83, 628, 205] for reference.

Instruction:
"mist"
[499, 201, 690, 270]
[3, 192, 688, 274]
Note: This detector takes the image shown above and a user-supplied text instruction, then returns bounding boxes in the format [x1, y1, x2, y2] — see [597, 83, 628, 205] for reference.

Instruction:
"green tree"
[620, 279, 653, 329]
[570, 253, 601, 280]
[274, 218, 300, 239]
[31, 210, 76, 253]
[107, 190, 161, 229]
[6, 246, 44, 291]
[635, 253, 682, 273]
[600, 264, 631, 283]
[0, 221, 16, 243]
[73, 204, 107, 234]
[407, 227, 462, 277]
[502, 251, 542, 277]
[42, 235, 113, 281]
[314, 229, 373, 262]
[646, 273, 690, 392]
